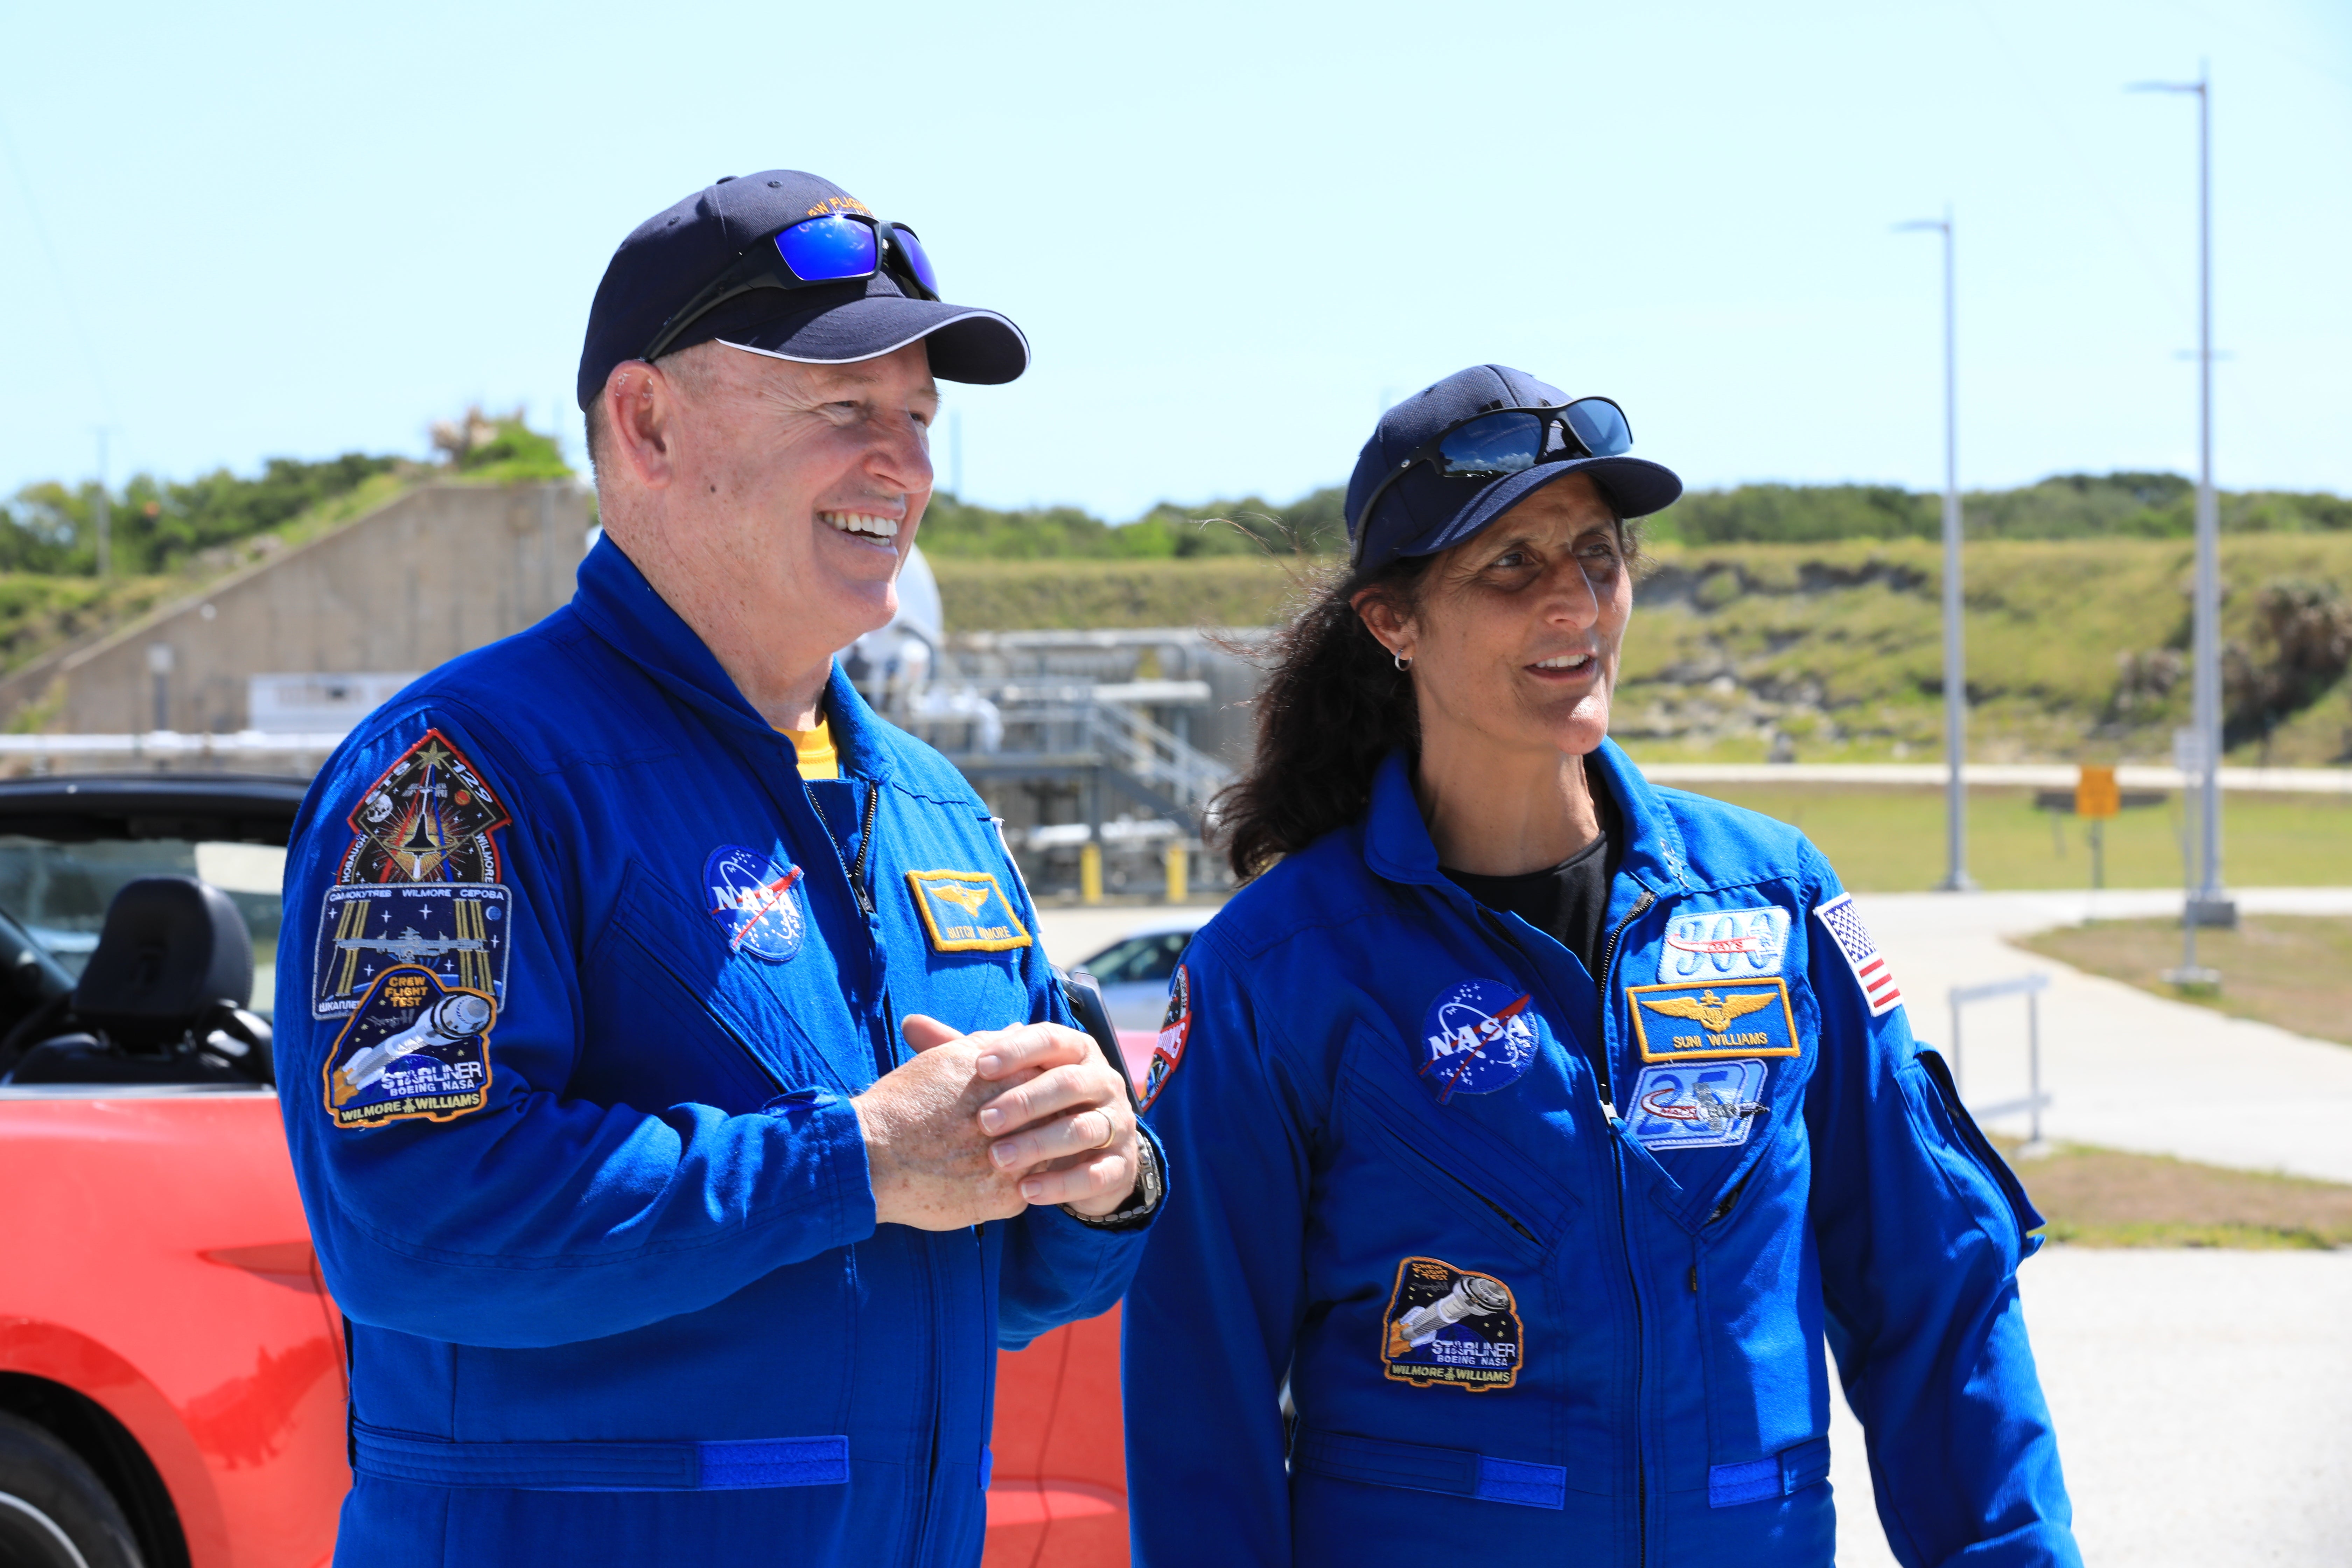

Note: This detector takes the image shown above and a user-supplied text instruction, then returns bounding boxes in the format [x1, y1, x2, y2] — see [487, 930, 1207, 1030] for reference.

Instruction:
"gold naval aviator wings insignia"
[1638, 988, 1777, 1033]
[904, 869, 1032, 953]
[926, 882, 992, 918]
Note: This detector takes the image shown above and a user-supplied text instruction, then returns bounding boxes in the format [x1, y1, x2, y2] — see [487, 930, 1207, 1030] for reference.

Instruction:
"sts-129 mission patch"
[312, 882, 510, 1020]
[322, 965, 495, 1129]
[1380, 1257, 1524, 1392]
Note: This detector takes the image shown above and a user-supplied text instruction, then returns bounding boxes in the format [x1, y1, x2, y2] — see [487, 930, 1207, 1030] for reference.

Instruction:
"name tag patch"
[1658, 904, 1789, 982]
[705, 846, 808, 963]
[1629, 1059, 1770, 1150]
[1419, 978, 1541, 1102]
[1625, 978, 1800, 1062]
[1381, 1257, 1524, 1392]
[322, 965, 495, 1129]
[905, 869, 1032, 953]
[312, 882, 510, 1020]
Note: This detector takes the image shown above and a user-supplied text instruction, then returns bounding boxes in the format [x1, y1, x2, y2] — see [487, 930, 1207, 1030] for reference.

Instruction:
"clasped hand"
[852, 1014, 1141, 1231]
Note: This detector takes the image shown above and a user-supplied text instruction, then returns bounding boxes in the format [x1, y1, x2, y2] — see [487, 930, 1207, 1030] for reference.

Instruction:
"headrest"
[73, 876, 253, 1040]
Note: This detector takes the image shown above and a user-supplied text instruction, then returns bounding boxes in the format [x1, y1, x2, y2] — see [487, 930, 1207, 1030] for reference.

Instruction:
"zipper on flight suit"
[1468, 889, 1658, 1563]
[1595, 888, 1656, 1567]
[806, 773, 954, 1563]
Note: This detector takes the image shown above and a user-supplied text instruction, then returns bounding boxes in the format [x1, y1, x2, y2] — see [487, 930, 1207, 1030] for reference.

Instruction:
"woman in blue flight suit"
[1123, 365, 2078, 1567]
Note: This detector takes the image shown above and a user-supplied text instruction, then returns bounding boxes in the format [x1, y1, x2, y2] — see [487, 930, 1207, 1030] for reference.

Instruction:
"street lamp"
[2130, 63, 2234, 971]
[1896, 207, 1971, 893]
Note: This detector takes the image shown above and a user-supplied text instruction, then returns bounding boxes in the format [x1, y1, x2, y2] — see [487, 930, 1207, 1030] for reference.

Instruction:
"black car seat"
[0, 876, 273, 1087]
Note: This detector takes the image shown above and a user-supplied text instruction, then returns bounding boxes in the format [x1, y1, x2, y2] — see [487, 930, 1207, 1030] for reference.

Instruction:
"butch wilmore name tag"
[1624, 978, 1800, 1062]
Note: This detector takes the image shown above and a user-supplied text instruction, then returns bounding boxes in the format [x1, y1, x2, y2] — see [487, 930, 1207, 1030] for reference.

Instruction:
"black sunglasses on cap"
[1351, 397, 1636, 568]
[639, 210, 942, 364]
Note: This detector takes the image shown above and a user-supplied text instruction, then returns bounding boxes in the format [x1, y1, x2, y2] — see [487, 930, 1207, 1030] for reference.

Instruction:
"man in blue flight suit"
[277, 169, 1163, 1567]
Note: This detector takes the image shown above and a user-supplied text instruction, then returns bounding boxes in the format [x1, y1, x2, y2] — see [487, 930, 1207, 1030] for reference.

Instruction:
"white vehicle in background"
[1071, 910, 1215, 1030]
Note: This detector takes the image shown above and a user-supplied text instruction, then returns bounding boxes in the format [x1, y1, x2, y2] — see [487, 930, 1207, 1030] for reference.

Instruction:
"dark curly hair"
[1211, 555, 1434, 880]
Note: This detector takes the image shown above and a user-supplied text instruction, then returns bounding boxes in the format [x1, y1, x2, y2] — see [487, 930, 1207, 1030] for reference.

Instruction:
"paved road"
[1830, 1247, 2352, 1567]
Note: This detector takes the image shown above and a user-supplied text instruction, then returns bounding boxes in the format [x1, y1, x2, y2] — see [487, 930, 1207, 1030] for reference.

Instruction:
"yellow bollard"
[1080, 841, 1103, 905]
[1164, 841, 1188, 904]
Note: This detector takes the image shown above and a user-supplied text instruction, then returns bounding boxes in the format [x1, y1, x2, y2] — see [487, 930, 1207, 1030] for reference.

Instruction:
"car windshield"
[1082, 930, 1194, 987]
[0, 836, 285, 1017]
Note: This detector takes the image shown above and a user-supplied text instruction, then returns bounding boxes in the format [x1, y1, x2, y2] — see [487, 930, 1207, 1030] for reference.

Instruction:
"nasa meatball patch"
[1380, 1257, 1524, 1392]
[322, 965, 495, 1129]
[705, 846, 809, 963]
[1419, 978, 1541, 1103]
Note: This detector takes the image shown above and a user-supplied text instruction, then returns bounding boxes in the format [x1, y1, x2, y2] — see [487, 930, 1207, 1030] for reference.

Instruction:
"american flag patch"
[1813, 893, 1902, 1017]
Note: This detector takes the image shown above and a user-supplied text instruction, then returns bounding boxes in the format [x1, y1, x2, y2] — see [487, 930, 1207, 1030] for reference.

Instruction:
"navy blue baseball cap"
[1344, 365, 1682, 573]
[576, 170, 1028, 410]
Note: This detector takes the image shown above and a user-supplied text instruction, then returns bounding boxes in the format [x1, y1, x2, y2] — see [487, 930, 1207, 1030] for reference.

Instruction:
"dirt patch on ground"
[1991, 1135, 2352, 1250]
[2011, 915, 2352, 1047]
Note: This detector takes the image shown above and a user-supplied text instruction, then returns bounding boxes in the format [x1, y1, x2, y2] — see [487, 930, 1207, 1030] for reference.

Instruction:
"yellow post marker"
[1080, 841, 1103, 905]
[1164, 841, 1188, 904]
[2075, 766, 2121, 819]
[2076, 765, 2120, 891]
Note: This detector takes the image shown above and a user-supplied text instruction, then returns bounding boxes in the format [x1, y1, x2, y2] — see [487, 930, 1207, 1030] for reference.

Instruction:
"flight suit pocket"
[1339, 1021, 1582, 1259]
[1909, 1046, 2046, 1261]
[576, 859, 859, 1110]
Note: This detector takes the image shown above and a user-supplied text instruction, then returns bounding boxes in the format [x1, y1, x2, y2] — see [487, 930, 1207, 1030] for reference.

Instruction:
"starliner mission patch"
[1380, 1257, 1524, 1392]
[312, 882, 510, 1020]
[1624, 978, 1800, 1062]
[322, 965, 495, 1129]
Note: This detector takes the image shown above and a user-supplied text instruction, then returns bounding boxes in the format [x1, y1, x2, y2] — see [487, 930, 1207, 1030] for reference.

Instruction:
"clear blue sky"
[2, 0, 2345, 520]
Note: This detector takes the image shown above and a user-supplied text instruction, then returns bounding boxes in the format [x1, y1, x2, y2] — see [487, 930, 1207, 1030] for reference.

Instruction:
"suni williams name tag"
[1624, 978, 1800, 1062]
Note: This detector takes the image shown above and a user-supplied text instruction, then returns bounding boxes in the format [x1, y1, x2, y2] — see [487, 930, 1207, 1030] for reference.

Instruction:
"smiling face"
[1358, 471, 1632, 764]
[595, 337, 940, 699]
[672, 339, 939, 653]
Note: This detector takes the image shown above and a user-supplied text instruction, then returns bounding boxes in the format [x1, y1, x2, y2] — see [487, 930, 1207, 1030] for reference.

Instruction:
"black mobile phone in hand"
[1055, 966, 1140, 1112]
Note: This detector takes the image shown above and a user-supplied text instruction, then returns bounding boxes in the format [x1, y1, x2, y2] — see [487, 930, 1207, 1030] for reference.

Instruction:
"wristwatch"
[1065, 1136, 1163, 1230]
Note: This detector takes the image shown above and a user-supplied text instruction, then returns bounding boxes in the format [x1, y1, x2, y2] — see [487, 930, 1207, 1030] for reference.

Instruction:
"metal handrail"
[1948, 973, 2052, 1145]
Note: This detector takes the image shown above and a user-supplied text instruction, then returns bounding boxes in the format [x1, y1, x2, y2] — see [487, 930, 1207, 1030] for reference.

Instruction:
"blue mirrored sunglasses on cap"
[639, 211, 941, 363]
[1352, 397, 1636, 568]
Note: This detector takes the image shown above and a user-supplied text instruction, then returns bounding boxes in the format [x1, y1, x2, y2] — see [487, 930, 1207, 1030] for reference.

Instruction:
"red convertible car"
[0, 775, 1141, 1568]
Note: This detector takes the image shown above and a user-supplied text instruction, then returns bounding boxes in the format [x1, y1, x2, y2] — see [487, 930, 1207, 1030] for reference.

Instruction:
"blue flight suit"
[276, 537, 1155, 1567]
[1124, 745, 2078, 1566]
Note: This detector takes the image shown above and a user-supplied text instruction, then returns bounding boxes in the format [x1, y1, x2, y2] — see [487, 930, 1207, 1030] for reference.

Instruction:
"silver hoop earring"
[1393, 651, 1411, 672]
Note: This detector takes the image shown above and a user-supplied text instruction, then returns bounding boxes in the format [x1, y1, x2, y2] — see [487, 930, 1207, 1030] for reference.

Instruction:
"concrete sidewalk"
[1830, 1247, 2352, 1566]
[1855, 888, 2352, 1183]
[1039, 887, 2352, 1182]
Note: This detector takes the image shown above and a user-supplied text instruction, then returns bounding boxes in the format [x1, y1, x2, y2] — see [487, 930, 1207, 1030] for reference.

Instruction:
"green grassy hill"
[933, 533, 2352, 767]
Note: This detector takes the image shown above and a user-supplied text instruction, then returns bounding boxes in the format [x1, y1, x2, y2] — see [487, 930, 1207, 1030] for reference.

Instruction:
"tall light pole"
[2132, 64, 2232, 936]
[1897, 208, 1970, 892]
